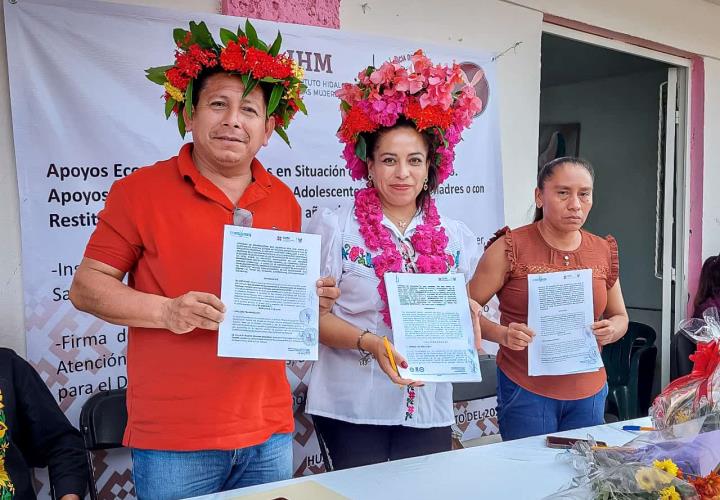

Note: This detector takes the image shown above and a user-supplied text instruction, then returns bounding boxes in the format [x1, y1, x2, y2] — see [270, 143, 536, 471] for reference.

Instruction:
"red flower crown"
[145, 20, 307, 145]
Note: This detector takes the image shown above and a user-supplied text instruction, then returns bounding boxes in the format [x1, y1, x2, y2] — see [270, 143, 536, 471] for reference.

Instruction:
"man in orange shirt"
[70, 22, 338, 499]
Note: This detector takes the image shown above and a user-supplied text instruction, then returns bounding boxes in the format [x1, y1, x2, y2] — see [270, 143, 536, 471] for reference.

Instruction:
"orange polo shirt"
[84, 143, 301, 450]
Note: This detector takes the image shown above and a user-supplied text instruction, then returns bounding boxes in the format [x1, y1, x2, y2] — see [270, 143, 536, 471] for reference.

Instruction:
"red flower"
[166, 44, 218, 92]
[174, 44, 217, 79]
[176, 31, 192, 49]
[220, 40, 249, 73]
[689, 471, 720, 499]
[244, 47, 293, 80]
[165, 67, 190, 91]
[338, 106, 377, 142]
[186, 45, 217, 68]
[404, 99, 453, 130]
[273, 112, 288, 127]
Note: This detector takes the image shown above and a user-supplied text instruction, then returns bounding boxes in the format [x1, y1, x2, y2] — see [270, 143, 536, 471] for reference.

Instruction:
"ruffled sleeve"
[306, 208, 344, 283]
[485, 226, 516, 273]
[605, 235, 620, 288]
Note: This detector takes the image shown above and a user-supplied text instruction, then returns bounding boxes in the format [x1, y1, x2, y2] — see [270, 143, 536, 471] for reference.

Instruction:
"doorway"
[539, 30, 690, 402]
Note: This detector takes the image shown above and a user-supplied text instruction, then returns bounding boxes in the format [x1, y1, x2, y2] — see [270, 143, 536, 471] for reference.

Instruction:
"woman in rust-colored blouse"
[469, 157, 629, 440]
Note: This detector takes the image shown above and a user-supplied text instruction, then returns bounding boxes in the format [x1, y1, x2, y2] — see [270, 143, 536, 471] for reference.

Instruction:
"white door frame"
[541, 22, 693, 385]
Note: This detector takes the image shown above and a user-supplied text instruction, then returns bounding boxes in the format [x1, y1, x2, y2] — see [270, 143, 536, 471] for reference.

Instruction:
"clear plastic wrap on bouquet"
[650, 308, 720, 429]
[547, 415, 720, 499]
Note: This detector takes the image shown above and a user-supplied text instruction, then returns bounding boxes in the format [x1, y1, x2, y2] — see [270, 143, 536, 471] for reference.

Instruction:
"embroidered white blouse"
[305, 203, 481, 428]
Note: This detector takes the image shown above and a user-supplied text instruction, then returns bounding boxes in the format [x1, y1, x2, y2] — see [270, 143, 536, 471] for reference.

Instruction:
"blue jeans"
[131, 433, 292, 500]
[496, 368, 608, 441]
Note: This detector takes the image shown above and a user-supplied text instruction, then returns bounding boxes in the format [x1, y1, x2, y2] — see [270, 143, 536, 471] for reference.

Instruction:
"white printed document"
[527, 269, 603, 376]
[218, 226, 321, 360]
[385, 273, 481, 382]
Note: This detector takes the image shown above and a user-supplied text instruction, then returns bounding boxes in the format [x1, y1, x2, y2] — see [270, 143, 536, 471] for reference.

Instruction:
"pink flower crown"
[335, 50, 483, 183]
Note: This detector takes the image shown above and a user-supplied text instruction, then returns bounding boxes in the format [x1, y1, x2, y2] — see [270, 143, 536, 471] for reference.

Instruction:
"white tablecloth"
[189, 417, 652, 500]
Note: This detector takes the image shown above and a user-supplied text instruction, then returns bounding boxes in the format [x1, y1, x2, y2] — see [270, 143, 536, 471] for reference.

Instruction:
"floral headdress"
[336, 50, 482, 183]
[145, 20, 307, 145]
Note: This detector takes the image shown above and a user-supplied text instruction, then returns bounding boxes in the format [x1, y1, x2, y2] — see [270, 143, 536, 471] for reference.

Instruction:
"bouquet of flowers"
[651, 308, 720, 429]
[548, 415, 720, 500]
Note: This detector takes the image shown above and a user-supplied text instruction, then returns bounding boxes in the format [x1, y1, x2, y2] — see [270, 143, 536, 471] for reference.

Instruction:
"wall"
[540, 68, 669, 343]
[702, 58, 720, 260]
[512, 0, 720, 59]
[0, 1, 22, 354]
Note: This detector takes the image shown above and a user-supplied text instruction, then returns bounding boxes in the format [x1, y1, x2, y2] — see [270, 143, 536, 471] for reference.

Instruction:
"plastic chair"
[452, 354, 498, 403]
[670, 329, 697, 380]
[601, 321, 657, 420]
[79, 389, 128, 500]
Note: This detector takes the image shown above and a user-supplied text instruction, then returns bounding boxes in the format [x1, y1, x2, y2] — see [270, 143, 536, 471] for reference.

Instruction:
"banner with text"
[5, 0, 503, 496]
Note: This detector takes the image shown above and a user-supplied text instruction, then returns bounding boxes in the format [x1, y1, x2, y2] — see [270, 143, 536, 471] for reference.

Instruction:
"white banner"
[5, 0, 503, 496]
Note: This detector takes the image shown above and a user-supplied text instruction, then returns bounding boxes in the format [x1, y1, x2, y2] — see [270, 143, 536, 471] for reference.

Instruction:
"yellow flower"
[654, 459, 680, 478]
[0, 422, 6, 440]
[164, 82, 185, 103]
[659, 486, 681, 500]
[636, 467, 659, 492]
[635, 467, 674, 492]
[291, 60, 304, 81]
[0, 459, 10, 488]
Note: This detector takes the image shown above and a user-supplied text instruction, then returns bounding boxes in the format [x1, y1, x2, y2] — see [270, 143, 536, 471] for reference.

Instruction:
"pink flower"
[407, 405, 415, 414]
[353, 187, 451, 328]
[394, 68, 424, 94]
[349, 247, 360, 261]
[335, 83, 363, 106]
[357, 93, 406, 128]
[342, 142, 367, 180]
[411, 49, 432, 74]
[369, 61, 398, 85]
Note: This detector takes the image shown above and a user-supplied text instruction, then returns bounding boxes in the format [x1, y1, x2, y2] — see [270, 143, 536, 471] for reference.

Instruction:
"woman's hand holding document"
[385, 273, 482, 383]
[527, 269, 604, 376]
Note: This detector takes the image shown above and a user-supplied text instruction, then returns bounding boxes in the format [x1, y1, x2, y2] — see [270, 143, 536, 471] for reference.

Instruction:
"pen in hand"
[383, 336, 399, 376]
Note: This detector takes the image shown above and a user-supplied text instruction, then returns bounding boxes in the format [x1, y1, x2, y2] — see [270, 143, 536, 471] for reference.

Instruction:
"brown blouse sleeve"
[485, 226, 516, 273]
[605, 235, 620, 288]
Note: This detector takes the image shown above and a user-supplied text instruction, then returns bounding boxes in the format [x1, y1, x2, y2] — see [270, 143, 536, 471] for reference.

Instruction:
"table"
[189, 417, 651, 500]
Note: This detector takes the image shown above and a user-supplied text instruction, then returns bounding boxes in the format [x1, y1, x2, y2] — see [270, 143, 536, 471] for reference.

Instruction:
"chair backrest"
[670, 330, 697, 380]
[452, 355, 498, 403]
[602, 321, 656, 386]
[80, 389, 127, 450]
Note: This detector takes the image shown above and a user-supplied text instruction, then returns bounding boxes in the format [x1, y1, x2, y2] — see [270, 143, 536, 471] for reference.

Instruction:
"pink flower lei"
[355, 187, 451, 327]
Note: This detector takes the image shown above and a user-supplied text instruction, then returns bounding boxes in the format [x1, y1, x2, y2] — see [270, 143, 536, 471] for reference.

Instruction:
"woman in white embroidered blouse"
[306, 51, 485, 470]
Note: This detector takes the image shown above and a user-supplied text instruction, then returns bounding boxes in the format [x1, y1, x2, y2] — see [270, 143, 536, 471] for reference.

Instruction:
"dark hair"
[191, 68, 272, 111]
[694, 255, 720, 315]
[534, 156, 595, 222]
[363, 118, 438, 209]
